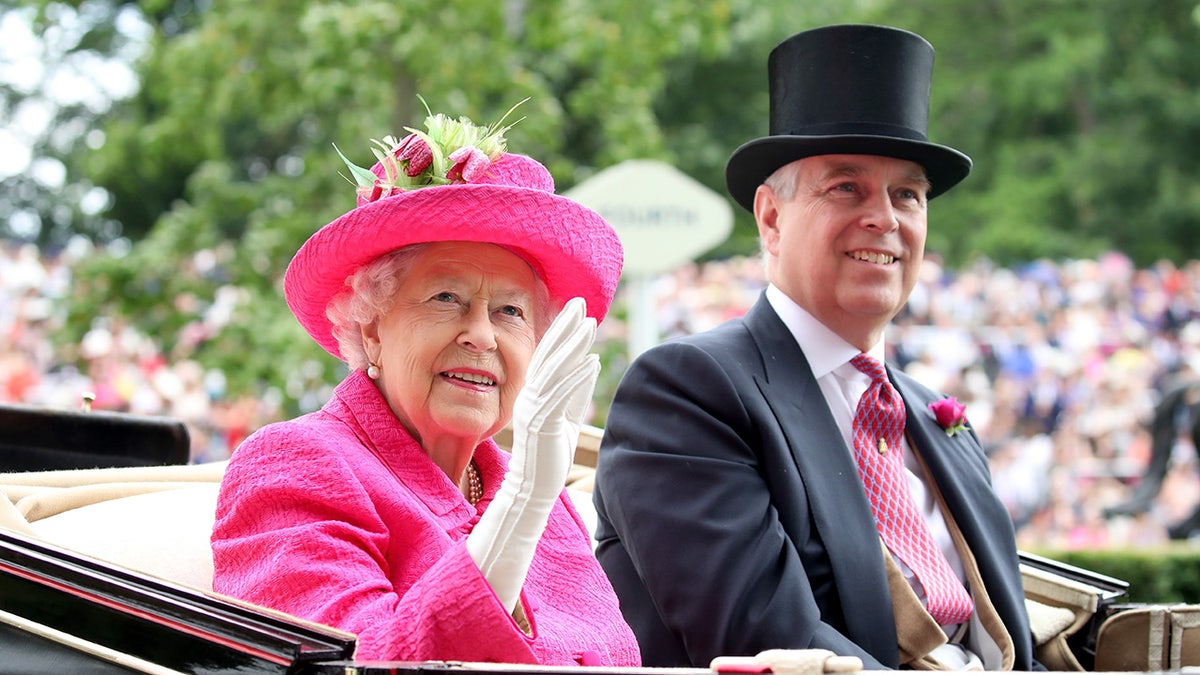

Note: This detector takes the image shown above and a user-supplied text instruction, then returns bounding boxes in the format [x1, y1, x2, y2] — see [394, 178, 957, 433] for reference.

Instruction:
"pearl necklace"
[466, 462, 484, 505]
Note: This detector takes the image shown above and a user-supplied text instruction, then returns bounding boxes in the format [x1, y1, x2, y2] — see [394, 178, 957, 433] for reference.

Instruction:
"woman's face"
[362, 241, 542, 450]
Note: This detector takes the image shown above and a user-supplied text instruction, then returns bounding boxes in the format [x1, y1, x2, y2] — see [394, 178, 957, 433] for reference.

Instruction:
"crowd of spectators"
[604, 250, 1200, 550]
[2, 240, 1198, 550]
[0, 240, 276, 465]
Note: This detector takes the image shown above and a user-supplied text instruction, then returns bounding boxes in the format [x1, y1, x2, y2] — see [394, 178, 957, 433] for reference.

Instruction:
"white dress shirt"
[764, 286, 1000, 669]
[763, 286, 969, 615]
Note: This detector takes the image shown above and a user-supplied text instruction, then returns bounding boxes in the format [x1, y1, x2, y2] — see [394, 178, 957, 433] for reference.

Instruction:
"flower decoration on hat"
[928, 397, 969, 437]
[285, 96, 622, 359]
[334, 96, 529, 206]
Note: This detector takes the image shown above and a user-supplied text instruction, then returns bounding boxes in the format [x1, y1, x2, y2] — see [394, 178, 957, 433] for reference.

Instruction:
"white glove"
[466, 296, 600, 614]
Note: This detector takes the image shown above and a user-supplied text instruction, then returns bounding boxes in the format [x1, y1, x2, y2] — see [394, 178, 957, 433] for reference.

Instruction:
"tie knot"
[851, 353, 887, 383]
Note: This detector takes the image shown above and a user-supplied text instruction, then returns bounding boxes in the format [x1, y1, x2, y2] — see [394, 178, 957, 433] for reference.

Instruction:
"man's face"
[755, 154, 929, 349]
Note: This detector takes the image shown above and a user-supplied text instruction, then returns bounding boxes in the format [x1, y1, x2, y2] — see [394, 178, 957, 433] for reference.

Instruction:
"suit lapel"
[890, 368, 997, 548]
[892, 370, 1022, 669]
[743, 298, 898, 665]
[892, 367, 1029, 643]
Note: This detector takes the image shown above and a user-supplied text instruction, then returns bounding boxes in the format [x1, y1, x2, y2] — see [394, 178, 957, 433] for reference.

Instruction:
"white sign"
[565, 160, 733, 276]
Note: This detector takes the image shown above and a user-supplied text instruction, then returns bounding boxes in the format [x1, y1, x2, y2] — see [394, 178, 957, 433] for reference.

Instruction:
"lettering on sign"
[565, 159, 732, 275]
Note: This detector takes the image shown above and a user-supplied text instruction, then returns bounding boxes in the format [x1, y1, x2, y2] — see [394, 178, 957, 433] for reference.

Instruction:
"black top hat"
[725, 24, 972, 211]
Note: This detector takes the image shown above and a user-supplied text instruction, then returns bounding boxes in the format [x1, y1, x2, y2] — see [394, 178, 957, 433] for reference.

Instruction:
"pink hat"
[284, 103, 624, 359]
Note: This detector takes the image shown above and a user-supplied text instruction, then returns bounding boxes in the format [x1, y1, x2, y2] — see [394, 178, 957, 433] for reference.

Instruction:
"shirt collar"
[764, 284, 887, 378]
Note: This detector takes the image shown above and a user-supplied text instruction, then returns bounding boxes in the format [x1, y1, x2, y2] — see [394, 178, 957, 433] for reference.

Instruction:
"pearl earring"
[367, 363, 381, 380]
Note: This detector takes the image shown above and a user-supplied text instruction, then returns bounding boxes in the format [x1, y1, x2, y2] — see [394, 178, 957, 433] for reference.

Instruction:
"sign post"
[566, 160, 732, 358]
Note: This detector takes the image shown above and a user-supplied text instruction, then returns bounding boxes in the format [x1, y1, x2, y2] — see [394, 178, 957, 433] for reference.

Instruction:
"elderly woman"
[210, 104, 639, 665]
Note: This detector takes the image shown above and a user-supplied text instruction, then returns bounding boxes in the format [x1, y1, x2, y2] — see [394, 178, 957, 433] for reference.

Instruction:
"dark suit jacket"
[593, 295, 1034, 669]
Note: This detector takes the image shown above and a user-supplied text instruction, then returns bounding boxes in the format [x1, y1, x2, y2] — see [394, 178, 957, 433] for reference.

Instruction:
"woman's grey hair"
[326, 243, 554, 370]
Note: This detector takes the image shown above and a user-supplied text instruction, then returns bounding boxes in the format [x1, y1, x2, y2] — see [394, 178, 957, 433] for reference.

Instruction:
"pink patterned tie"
[850, 353, 974, 626]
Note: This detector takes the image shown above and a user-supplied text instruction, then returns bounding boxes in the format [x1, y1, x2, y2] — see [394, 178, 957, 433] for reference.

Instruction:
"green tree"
[18, 0, 1200, 417]
[868, 0, 1200, 264]
[31, 0, 855, 415]
[0, 0, 167, 245]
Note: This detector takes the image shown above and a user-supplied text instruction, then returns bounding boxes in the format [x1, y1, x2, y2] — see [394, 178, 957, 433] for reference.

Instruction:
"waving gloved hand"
[466, 297, 599, 614]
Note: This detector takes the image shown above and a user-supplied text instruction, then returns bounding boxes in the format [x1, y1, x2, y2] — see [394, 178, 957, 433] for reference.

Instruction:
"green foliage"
[870, 0, 1200, 266]
[13, 0, 1200, 416]
[23, 0, 776, 415]
[1035, 546, 1200, 604]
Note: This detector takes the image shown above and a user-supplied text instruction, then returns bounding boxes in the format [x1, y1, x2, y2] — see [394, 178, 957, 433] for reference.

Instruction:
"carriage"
[0, 401, 1194, 673]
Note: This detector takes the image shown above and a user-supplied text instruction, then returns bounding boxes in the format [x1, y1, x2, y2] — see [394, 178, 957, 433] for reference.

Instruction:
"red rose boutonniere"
[928, 397, 969, 437]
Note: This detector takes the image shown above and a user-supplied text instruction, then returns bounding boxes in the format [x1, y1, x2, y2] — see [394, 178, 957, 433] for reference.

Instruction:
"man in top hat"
[593, 24, 1037, 670]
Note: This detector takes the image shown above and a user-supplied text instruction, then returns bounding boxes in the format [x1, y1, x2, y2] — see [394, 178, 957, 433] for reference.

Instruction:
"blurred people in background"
[1, 243, 1198, 547]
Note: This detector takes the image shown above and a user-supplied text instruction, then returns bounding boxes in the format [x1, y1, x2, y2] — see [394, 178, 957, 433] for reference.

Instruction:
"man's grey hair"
[756, 160, 805, 271]
[762, 160, 803, 204]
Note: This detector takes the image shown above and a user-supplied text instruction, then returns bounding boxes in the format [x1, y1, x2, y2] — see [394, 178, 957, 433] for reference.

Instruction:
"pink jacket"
[211, 371, 640, 665]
